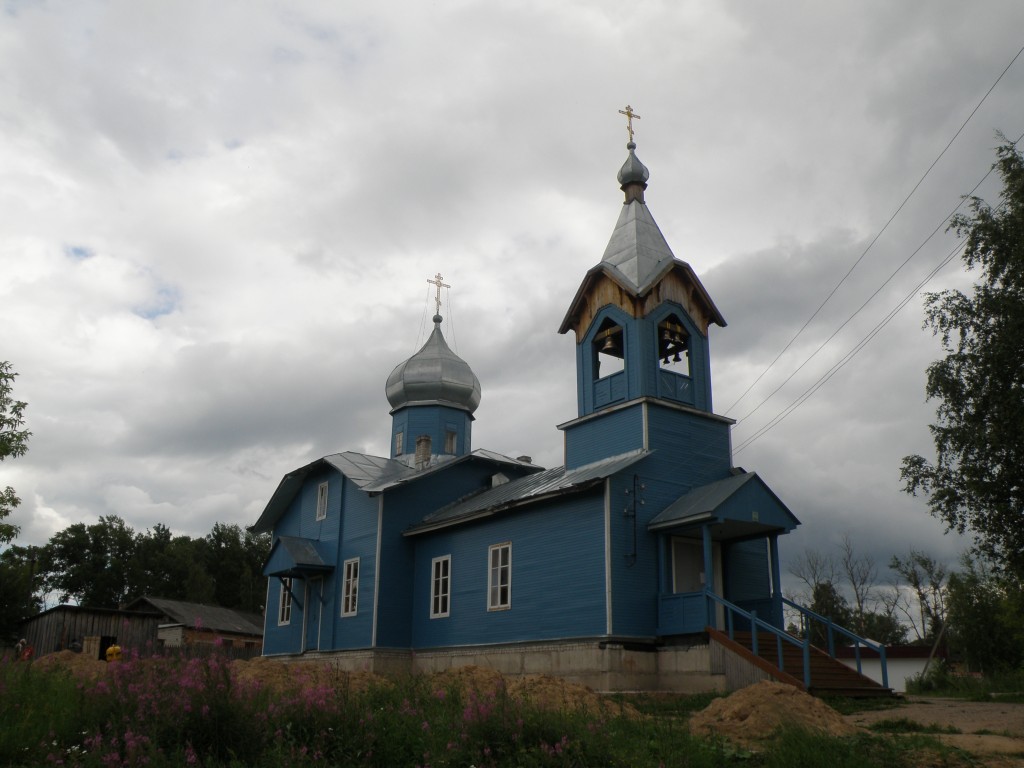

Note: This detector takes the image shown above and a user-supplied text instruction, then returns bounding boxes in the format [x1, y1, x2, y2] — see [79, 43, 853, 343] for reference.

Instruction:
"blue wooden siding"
[724, 539, 770, 605]
[410, 491, 607, 648]
[324, 477, 377, 650]
[562, 402, 645, 469]
[264, 577, 304, 654]
[606, 469, 661, 637]
[375, 463, 507, 648]
[643, 404, 731, 487]
[391, 404, 472, 459]
[575, 302, 714, 418]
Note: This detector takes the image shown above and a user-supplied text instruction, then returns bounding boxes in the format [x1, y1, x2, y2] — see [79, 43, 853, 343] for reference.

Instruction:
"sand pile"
[689, 680, 862, 747]
[428, 665, 638, 717]
[32, 649, 107, 680]
[230, 656, 385, 694]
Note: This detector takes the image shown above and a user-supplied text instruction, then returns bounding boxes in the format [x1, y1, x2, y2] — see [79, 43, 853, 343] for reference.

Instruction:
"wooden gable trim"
[562, 264, 725, 343]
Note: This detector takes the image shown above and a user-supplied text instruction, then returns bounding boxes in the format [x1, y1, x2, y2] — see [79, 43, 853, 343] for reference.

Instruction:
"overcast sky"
[3, 1, 1023, 596]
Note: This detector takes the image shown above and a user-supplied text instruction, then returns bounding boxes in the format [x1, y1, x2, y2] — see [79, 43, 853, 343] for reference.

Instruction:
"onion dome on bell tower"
[385, 274, 481, 465]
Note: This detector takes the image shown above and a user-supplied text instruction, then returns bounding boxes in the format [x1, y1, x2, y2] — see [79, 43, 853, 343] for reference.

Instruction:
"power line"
[723, 40, 1024, 417]
[733, 164, 998, 426]
[732, 129, 1024, 432]
[733, 236, 968, 454]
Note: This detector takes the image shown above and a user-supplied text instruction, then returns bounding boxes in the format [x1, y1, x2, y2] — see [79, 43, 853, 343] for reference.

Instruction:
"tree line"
[0, 517, 270, 644]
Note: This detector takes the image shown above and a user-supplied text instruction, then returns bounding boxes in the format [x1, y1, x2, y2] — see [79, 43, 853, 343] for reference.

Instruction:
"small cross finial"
[618, 104, 641, 143]
[427, 272, 450, 316]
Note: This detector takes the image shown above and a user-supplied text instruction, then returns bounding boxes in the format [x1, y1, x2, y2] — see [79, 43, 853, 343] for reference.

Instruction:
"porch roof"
[648, 471, 800, 539]
[262, 536, 334, 578]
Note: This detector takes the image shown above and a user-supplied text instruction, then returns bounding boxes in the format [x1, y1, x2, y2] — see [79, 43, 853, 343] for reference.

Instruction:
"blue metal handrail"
[781, 596, 889, 689]
[706, 592, 889, 690]
[706, 591, 813, 688]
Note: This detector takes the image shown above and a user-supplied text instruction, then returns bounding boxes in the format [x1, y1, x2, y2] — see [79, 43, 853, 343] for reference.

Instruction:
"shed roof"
[125, 597, 264, 636]
[262, 536, 334, 578]
[405, 449, 650, 535]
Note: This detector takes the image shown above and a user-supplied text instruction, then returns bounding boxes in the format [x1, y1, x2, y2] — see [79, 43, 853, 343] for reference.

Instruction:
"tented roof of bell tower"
[559, 141, 726, 339]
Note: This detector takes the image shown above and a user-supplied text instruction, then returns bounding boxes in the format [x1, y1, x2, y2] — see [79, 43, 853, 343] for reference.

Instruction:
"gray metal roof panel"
[128, 597, 264, 636]
[648, 473, 756, 528]
[407, 449, 650, 534]
[600, 201, 677, 294]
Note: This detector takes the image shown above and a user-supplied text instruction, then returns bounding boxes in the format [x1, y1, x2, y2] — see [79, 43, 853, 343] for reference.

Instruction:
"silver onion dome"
[616, 141, 650, 187]
[385, 314, 482, 413]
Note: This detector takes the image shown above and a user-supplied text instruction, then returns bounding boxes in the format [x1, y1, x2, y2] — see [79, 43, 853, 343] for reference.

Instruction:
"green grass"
[866, 717, 960, 734]
[907, 663, 1024, 701]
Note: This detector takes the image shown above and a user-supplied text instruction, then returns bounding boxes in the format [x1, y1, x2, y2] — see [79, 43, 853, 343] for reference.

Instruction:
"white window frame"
[487, 542, 511, 611]
[430, 555, 451, 618]
[316, 481, 329, 521]
[278, 577, 293, 625]
[444, 429, 457, 454]
[394, 430, 404, 455]
[341, 558, 359, 616]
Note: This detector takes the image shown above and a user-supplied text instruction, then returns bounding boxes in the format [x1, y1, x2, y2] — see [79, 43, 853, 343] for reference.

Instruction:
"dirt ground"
[846, 696, 1024, 765]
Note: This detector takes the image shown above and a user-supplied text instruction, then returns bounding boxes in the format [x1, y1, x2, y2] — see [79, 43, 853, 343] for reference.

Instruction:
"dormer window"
[657, 317, 691, 376]
[593, 319, 625, 379]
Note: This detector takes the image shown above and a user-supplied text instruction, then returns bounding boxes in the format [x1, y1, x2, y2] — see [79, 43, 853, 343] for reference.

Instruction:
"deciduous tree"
[0, 362, 30, 544]
[901, 138, 1024, 578]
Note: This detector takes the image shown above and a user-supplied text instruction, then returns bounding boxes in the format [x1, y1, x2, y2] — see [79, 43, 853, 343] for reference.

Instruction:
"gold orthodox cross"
[428, 272, 450, 315]
[618, 105, 641, 143]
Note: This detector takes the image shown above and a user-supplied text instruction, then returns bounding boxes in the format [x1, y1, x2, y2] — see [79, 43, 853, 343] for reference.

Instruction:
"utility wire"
[733, 236, 968, 454]
[733, 129, 1024, 429]
[733, 165, 997, 425]
[723, 40, 1024, 417]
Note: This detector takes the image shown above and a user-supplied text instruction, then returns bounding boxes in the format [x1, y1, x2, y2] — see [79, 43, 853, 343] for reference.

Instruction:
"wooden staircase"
[714, 628, 896, 699]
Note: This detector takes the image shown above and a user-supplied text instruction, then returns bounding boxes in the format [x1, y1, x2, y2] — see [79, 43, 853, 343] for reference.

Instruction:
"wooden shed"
[19, 604, 162, 660]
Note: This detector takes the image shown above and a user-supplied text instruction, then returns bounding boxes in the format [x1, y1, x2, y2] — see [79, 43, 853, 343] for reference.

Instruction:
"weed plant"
[0, 651, 963, 767]
[907, 661, 1024, 702]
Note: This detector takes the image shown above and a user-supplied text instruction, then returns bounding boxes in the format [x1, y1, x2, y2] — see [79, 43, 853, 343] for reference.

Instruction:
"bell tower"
[558, 114, 728, 468]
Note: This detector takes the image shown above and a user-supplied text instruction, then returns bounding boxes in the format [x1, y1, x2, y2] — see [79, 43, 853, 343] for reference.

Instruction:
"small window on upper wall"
[278, 578, 293, 625]
[487, 543, 511, 610]
[593, 319, 625, 379]
[431, 556, 451, 618]
[657, 317, 691, 376]
[342, 558, 359, 616]
[444, 429, 457, 454]
[395, 431, 404, 456]
[316, 482, 329, 521]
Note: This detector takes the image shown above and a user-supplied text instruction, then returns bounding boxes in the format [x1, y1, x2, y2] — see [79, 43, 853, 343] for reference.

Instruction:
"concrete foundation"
[275, 638, 728, 693]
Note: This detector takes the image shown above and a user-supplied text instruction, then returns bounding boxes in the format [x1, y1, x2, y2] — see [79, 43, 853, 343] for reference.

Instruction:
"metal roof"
[405, 449, 650, 535]
[385, 317, 481, 414]
[600, 198, 678, 295]
[250, 449, 541, 533]
[648, 471, 800, 537]
[126, 596, 264, 636]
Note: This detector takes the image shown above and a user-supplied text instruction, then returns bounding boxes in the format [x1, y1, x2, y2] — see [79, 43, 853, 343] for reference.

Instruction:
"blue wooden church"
[251, 134, 822, 691]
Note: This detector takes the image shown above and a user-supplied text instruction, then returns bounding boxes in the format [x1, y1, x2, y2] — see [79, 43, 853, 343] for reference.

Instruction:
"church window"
[487, 542, 511, 610]
[315, 482, 329, 521]
[444, 429, 457, 454]
[657, 317, 691, 376]
[395, 431, 404, 456]
[342, 558, 359, 616]
[593, 320, 625, 379]
[431, 556, 450, 618]
[277, 578, 293, 625]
